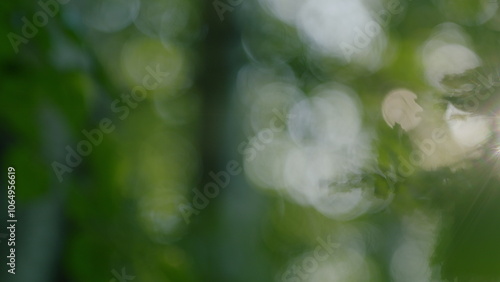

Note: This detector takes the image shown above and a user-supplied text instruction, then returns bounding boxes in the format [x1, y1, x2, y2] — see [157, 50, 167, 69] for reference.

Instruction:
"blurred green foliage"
[1, 0, 500, 281]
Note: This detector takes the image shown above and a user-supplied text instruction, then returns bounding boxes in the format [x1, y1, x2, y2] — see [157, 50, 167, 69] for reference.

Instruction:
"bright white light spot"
[445, 103, 491, 148]
[422, 42, 481, 89]
[296, 0, 386, 67]
[420, 23, 480, 90]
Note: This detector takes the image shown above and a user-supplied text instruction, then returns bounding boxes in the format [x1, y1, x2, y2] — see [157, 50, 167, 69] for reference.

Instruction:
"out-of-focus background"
[2, 0, 500, 281]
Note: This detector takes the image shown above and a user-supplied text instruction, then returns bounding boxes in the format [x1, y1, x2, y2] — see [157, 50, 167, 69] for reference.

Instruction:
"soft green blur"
[1, 0, 500, 281]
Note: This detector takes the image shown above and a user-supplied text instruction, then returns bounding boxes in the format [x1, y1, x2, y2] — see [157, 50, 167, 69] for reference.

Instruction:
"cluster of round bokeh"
[241, 0, 500, 219]
[240, 1, 500, 280]
[238, 64, 386, 221]
[385, 23, 497, 170]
